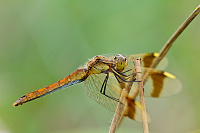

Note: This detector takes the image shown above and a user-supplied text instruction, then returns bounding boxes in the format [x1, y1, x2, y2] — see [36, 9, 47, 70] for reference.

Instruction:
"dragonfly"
[13, 53, 181, 121]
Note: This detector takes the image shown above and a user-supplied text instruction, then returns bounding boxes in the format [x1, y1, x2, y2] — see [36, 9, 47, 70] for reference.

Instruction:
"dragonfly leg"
[114, 73, 130, 83]
[121, 71, 143, 82]
[116, 71, 129, 77]
[114, 73, 123, 83]
[100, 73, 120, 103]
[121, 69, 133, 74]
[126, 71, 143, 77]
[113, 70, 136, 83]
[118, 69, 140, 77]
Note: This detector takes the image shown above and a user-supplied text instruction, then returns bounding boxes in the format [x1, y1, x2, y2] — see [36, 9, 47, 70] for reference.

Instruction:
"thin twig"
[151, 4, 200, 68]
[131, 4, 200, 99]
[135, 58, 149, 133]
[109, 88, 128, 133]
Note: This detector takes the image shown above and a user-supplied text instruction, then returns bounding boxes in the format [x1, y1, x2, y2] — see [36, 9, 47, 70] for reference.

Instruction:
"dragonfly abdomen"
[13, 68, 88, 106]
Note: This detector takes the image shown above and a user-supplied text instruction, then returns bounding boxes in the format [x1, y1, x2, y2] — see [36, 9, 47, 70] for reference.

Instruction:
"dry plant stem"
[109, 67, 137, 133]
[151, 4, 200, 68]
[109, 88, 128, 133]
[132, 4, 200, 99]
[135, 58, 149, 133]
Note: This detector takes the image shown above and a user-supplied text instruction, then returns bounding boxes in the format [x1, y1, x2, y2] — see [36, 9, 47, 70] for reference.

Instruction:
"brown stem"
[108, 88, 128, 133]
[135, 58, 149, 133]
[132, 4, 200, 100]
[151, 4, 200, 69]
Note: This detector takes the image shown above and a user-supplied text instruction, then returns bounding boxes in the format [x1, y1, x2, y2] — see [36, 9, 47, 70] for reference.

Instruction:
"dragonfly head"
[114, 54, 128, 72]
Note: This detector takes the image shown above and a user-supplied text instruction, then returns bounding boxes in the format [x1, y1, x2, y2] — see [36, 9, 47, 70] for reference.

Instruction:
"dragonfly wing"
[123, 98, 151, 122]
[127, 53, 168, 71]
[130, 70, 181, 98]
[144, 71, 182, 97]
[83, 72, 123, 111]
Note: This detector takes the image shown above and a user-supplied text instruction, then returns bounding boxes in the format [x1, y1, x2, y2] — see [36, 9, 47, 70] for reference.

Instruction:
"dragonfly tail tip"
[12, 100, 20, 107]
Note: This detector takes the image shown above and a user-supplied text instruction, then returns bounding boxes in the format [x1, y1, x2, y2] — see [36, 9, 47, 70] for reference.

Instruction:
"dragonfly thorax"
[114, 54, 128, 72]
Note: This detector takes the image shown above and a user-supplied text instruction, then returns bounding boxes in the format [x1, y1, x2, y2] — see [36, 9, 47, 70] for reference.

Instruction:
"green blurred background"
[0, 0, 200, 133]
